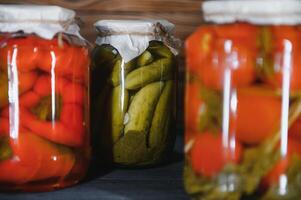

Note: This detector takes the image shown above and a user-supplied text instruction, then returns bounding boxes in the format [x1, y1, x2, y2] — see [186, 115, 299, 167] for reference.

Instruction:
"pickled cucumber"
[148, 81, 173, 148]
[111, 86, 129, 143]
[148, 41, 174, 59]
[91, 44, 119, 68]
[109, 59, 137, 86]
[124, 82, 164, 135]
[125, 59, 172, 90]
[137, 50, 154, 67]
[92, 41, 176, 167]
[113, 131, 149, 165]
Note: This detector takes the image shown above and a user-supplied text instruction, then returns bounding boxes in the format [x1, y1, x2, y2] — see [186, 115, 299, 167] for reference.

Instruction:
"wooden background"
[0, 0, 203, 44]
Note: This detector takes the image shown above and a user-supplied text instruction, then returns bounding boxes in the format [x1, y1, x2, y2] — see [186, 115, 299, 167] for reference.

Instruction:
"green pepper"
[258, 27, 275, 78]
[0, 136, 13, 162]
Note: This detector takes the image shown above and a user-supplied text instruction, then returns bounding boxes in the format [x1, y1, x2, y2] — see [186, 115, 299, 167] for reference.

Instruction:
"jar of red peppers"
[0, 5, 90, 191]
[92, 20, 179, 167]
[185, 0, 301, 199]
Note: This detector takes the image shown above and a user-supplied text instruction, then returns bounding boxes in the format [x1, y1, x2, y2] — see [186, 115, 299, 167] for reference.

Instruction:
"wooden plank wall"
[0, 0, 203, 44]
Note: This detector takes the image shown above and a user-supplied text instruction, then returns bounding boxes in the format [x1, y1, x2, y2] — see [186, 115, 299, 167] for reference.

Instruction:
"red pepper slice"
[33, 75, 84, 105]
[37, 38, 89, 82]
[0, 70, 38, 108]
[0, 36, 89, 82]
[18, 91, 40, 108]
[20, 75, 85, 147]
[1, 75, 85, 147]
[21, 104, 84, 147]
[0, 118, 75, 184]
[0, 36, 40, 72]
[190, 132, 243, 178]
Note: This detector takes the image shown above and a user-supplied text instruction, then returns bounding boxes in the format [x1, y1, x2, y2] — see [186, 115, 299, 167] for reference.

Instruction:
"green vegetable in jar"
[125, 58, 173, 90]
[124, 81, 164, 135]
[137, 50, 154, 67]
[148, 80, 173, 148]
[0, 136, 12, 161]
[110, 86, 129, 143]
[92, 41, 176, 166]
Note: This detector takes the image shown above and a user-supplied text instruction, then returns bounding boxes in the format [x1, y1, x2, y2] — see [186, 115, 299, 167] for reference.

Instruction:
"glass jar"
[92, 20, 179, 167]
[185, 0, 301, 199]
[0, 5, 90, 191]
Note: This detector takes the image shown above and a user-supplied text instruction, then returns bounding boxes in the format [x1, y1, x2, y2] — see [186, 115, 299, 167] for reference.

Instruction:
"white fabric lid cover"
[94, 19, 179, 63]
[202, 0, 301, 25]
[0, 5, 83, 40]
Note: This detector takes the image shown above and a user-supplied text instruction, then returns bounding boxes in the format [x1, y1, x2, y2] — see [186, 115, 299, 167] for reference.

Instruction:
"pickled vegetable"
[93, 41, 176, 166]
[185, 23, 301, 199]
[0, 35, 89, 191]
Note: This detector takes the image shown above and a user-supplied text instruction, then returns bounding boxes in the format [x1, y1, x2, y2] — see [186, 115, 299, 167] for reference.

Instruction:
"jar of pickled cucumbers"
[92, 20, 179, 167]
[185, 0, 301, 199]
[0, 5, 90, 191]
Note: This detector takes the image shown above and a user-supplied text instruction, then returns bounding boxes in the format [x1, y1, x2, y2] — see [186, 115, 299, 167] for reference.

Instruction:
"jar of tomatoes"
[91, 20, 179, 167]
[185, 0, 301, 199]
[0, 5, 90, 191]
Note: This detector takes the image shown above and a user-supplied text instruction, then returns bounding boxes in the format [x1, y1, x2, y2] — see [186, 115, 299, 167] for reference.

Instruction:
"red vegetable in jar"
[0, 5, 90, 192]
[185, 1, 301, 199]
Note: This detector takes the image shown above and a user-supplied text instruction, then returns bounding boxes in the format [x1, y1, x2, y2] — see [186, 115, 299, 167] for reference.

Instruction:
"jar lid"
[94, 19, 179, 63]
[202, 0, 301, 25]
[94, 19, 175, 35]
[0, 5, 83, 40]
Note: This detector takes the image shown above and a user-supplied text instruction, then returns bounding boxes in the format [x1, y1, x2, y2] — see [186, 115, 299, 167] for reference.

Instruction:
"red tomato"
[186, 26, 213, 74]
[185, 81, 204, 133]
[262, 138, 301, 187]
[190, 132, 243, 177]
[199, 38, 257, 90]
[186, 23, 258, 90]
[264, 26, 301, 90]
[234, 89, 282, 145]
